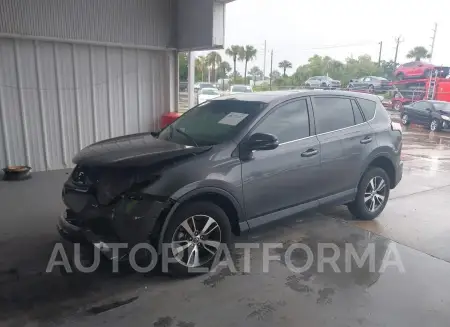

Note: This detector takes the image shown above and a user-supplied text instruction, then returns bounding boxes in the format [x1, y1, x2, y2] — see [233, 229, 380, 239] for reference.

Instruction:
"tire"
[396, 73, 404, 81]
[401, 113, 410, 125]
[348, 167, 390, 220]
[368, 84, 374, 93]
[161, 201, 232, 277]
[321, 82, 328, 88]
[430, 118, 442, 132]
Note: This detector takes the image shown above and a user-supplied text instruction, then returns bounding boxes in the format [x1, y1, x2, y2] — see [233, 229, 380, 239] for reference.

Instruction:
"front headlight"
[442, 115, 450, 121]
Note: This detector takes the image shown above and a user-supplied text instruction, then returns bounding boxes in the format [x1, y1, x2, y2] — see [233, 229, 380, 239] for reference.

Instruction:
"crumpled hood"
[73, 132, 211, 167]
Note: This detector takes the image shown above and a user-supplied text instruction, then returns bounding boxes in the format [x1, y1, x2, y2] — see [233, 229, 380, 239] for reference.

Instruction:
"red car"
[394, 61, 435, 80]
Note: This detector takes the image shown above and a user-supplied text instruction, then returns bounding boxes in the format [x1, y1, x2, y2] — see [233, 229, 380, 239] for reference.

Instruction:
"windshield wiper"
[170, 125, 199, 147]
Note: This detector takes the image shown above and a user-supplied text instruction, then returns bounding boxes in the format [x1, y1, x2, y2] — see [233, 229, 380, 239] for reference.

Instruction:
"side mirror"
[245, 133, 279, 151]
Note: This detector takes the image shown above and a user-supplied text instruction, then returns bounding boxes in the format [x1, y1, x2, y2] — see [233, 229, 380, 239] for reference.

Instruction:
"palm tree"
[218, 61, 232, 78]
[249, 66, 263, 82]
[206, 51, 222, 82]
[241, 45, 257, 84]
[225, 45, 243, 82]
[406, 46, 431, 61]
[195, 56, 208, 81]
[278, 60, 293, 77]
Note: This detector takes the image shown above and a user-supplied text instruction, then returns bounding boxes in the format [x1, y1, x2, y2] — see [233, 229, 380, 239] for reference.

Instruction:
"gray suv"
[58, 90, 403, 276]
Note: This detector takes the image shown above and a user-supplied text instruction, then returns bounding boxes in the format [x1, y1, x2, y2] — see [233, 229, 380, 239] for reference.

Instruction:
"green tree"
[195, 56, 208, 82]
[278, 60, 293, 77]
[206, 51, 222, 82]
[270, 70, 281, 80]
[217, 61, 232, 79]
[225, 45, 243, 82]
[179, 52, 188, 81]
[240, 45, 257, 84]
[406, 46, 431, 61]
[249, 66, 263, 82]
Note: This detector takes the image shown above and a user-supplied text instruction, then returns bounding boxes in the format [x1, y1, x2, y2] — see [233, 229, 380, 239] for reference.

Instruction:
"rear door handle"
[301, 149, 319, 157]
[360, 136, 373, 144]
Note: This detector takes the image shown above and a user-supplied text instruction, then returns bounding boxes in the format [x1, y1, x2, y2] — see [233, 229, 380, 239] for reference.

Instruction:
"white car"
[230, 84, 253, 94]
[198, 88, 221, 104]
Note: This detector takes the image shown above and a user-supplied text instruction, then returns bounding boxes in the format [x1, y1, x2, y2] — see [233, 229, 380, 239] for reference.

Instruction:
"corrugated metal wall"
[0, 0, 173, 48]
[0, 37, 171, 171]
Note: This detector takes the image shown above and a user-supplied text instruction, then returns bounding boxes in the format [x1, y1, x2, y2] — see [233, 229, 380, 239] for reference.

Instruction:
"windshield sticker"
[218, 112, 249, 126]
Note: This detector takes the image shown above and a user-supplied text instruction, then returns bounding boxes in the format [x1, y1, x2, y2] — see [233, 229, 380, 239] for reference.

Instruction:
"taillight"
[391, 121, 402, 133]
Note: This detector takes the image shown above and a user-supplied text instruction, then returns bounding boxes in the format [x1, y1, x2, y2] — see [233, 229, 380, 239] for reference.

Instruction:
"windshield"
[158, 100, 266, 146]
[434, 102, 450, 111]
[200, 89, 220, 95]
[231, 85, 252, 92]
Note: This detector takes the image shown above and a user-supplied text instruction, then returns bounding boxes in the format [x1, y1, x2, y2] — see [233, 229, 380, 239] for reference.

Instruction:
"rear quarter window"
[357, 98, 376, 120]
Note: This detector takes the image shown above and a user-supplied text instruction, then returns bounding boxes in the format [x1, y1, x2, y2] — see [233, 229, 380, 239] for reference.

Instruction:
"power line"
[295, 41, 377, 51]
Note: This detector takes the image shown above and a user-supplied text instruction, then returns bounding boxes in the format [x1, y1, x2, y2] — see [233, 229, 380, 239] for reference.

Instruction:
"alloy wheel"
[364, 176, 387, 212]
[401, 114, 408, 125]
[171, 215, 222, 268]
[430, 120, 438, 131]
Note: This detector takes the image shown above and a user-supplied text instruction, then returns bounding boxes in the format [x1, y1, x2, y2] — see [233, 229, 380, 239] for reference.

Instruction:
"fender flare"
[157, 186, 245, 253]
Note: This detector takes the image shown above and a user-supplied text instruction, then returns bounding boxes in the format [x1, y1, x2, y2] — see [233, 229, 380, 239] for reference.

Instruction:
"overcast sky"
[197, 0, 450, 75]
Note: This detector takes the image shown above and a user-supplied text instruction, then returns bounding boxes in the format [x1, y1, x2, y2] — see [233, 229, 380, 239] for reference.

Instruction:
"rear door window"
[357, 98, 376, 120]
[312, 97, 355, 134]
[351, 99, 365, 124]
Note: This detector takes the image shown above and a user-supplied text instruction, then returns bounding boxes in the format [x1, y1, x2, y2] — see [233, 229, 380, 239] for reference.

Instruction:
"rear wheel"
[162, 201, 232, 277]
[348, 167, 390, 220]
[368, 84, 374, 93]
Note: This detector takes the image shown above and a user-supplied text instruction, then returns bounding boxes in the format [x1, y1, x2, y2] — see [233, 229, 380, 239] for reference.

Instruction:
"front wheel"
[162, 201, 232, 277]
[368, 84, 375, 93]
[430, 118, 442, 132]
[401, 113, 410, 125]
[348, 167, 390, 220]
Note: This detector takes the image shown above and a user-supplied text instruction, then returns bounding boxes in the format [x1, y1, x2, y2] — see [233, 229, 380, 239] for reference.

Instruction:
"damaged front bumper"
[57, 195, 172, 262]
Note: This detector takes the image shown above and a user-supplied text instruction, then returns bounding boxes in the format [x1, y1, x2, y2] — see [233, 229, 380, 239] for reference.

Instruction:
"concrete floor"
[2, 121, 450, 327]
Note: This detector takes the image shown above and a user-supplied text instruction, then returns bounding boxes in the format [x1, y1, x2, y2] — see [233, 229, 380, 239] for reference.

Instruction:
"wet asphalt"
[2, 112, 450, 327]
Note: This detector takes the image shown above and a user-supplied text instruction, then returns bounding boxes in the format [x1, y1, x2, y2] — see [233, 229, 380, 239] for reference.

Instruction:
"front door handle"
[360, 136, 373, 144]
[301, 149, 319, 157]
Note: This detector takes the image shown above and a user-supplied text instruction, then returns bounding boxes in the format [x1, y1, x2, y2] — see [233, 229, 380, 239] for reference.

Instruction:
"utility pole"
[269, 50, 273, 91]
[429, 23, 437, 62]
[378, 41, 383, 66]
[394, 36, 403, 67]
[263, 40, 267, 80]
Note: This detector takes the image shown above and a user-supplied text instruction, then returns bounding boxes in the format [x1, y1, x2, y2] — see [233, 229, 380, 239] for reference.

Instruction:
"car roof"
[201, 87, 219, 91]
[215, 90, 381, 104]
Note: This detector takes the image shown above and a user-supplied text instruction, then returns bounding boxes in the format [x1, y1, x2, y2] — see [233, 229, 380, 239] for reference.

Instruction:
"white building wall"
[0, 37, 173, 171]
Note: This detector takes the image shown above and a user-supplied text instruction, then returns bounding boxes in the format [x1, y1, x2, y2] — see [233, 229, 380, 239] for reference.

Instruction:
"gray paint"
[0, 0, 172, 49]
[0, 38, 173, 171]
